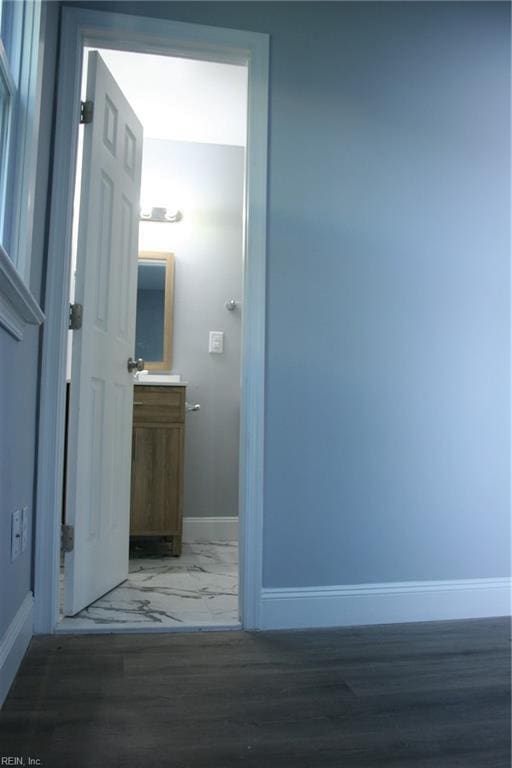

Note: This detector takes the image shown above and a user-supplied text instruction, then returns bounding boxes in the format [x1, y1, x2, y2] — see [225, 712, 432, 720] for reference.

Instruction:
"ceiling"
[85, 48, 248, 147]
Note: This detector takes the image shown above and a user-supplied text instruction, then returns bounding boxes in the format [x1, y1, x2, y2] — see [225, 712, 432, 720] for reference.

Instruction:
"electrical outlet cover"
[209, 331, 224, 354]
[11, 510, 21, 561]
[21, 506, 29, 552]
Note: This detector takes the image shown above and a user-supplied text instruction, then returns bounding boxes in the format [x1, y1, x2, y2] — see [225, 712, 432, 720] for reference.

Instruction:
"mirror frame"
[137, 251, 175, 371]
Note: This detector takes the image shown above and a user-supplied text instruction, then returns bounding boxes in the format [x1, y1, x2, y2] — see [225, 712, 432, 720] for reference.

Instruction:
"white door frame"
[33, 7, 268, 634]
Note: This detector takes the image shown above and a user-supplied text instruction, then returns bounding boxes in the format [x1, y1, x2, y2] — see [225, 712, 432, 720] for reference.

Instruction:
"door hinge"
[80, 100, 94, 124]
[69, 302, 83, 330]
[61, 524, 74, 553]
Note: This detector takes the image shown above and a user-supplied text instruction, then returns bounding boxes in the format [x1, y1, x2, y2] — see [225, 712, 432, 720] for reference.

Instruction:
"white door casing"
[34, 9, 268, 634]
[64, 51, 143, 615]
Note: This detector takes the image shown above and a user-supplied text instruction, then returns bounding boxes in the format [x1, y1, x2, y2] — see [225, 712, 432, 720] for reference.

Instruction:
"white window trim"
[0, 241, 44, 339]
[9, 0, 43, 282]
[0, 0, 45, 341]
[0, 38, 16, 239]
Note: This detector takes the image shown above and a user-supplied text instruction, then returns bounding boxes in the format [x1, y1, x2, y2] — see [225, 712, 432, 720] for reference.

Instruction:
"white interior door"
[64, 51, 143, 616]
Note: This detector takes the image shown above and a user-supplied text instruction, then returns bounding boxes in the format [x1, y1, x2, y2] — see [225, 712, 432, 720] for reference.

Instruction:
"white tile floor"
[59, 541, 239, 631]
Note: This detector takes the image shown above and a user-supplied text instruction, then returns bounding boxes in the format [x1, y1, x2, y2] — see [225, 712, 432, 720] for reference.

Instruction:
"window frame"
[0, 0, 43, 285]
[0, 0, 45, 342]
[0, 36, 15, 241]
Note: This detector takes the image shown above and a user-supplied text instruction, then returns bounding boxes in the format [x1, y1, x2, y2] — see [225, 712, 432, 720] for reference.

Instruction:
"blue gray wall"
[0, 329, 40, 638]
[0, 1, 59, 639]
[25, 1, 512, 601]
[139, 139, 244, 520]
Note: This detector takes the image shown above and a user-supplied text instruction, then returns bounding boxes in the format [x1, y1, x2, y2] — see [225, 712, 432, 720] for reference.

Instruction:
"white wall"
[139, 138, 245, 519]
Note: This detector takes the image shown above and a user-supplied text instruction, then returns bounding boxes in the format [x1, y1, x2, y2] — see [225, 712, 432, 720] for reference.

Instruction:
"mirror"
[135, 251, 175, 371]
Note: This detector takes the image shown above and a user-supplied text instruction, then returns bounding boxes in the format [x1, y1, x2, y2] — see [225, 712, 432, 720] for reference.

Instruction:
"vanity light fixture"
[164, 208, 183, 223]
[139, 206, 183, 223]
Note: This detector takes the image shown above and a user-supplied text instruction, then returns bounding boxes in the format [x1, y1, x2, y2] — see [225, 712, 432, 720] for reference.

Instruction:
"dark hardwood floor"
[0, 617, 510, 767]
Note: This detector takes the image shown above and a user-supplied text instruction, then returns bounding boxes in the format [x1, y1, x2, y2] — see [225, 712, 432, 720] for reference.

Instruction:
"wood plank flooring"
[0, 617, 510, 767]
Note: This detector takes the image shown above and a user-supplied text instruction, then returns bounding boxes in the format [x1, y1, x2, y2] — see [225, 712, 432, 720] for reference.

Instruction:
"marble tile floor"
[59, 541, 239, 632]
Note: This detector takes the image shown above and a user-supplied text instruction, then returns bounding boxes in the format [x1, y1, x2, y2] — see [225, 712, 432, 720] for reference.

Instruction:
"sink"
[134, 372, 182, 385]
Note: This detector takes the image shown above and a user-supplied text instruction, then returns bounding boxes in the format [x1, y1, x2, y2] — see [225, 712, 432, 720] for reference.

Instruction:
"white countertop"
[135, 380, 187, 387]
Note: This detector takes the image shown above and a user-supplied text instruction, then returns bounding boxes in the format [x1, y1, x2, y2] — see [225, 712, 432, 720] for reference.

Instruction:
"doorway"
[59, 47, 246, 631]
[34, 9, 268, 634]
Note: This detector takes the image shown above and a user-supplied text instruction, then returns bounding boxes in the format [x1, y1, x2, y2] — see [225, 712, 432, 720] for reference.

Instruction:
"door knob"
[186, 403, 201, 412]
[127, 357, 145, 373]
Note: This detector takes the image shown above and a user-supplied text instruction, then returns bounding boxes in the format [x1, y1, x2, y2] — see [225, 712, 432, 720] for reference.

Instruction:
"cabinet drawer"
[133, 386, 185, 424]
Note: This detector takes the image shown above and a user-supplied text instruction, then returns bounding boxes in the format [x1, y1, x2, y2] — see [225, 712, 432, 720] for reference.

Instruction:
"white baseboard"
[260, 577, 512, 630]
[0, 592, 33, 707]
[182, 516, 239, 543]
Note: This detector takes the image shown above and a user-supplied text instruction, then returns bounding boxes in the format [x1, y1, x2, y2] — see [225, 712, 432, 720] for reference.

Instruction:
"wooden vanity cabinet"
[130, 385, 185, 555]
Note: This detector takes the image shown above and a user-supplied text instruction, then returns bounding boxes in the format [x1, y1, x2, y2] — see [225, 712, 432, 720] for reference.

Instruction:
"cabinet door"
[130, 424, 183, 535]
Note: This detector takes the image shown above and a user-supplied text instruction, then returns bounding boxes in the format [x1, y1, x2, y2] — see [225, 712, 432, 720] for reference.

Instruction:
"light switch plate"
[21, 506, 29, 552]
[209, 331, 224, 354]
[11, 509, 21, 561]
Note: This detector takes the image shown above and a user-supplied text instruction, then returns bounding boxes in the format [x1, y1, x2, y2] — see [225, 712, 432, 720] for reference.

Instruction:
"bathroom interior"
[60, 47, 247, 630]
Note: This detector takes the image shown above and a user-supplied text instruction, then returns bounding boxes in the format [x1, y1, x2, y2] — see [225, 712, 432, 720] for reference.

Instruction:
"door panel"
[64, 51, 143, 616]
[130, 425, 183, 536]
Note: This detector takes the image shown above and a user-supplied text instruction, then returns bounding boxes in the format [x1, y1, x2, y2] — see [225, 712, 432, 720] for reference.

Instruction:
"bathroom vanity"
[129, 251, 187, 555]
[130, 382, 186, 555]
